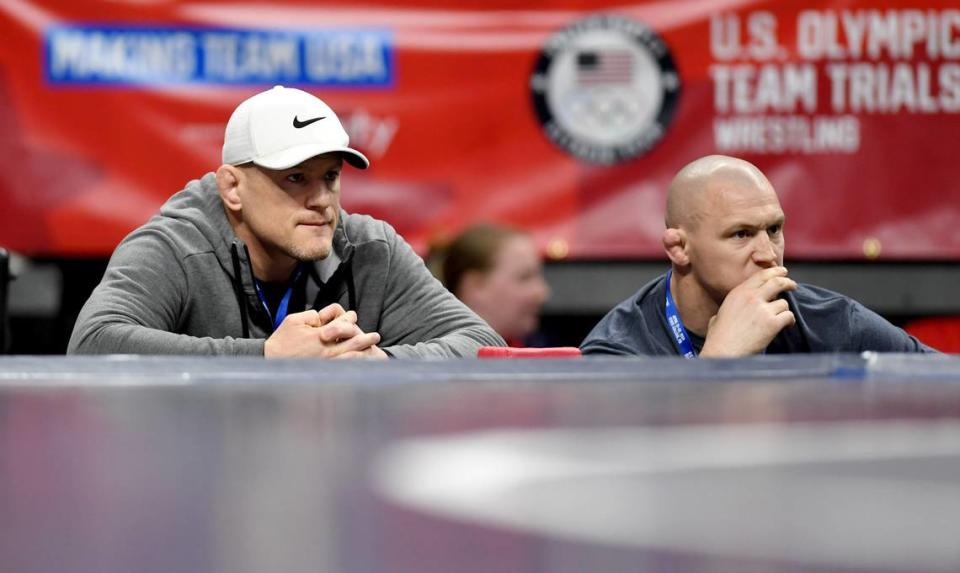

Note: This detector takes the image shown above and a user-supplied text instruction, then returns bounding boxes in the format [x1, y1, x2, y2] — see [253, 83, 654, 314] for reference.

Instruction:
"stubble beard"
[282, 217, 337, 262]
[285, 240, 332, 263]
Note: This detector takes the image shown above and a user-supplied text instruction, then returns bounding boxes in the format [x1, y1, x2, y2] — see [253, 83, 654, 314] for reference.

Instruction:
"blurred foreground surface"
[1, 354, 959, 573]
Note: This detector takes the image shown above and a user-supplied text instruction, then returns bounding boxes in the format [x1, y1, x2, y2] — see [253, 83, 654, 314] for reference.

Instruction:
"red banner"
[2, 1, 959, 260]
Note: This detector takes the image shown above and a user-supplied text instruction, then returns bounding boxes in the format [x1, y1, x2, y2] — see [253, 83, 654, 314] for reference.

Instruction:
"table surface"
[1, 354, 959, 573]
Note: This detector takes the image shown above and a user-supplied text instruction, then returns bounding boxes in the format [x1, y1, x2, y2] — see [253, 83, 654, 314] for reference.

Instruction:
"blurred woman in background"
[432, 225, 550, 346]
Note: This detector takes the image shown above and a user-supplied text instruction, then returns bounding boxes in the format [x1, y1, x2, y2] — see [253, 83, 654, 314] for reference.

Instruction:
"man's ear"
[215, 165, 243, 213]
[662, 227, 690, 267]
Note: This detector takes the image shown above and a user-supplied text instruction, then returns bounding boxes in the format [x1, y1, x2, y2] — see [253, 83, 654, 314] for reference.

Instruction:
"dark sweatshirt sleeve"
[580, 311, 643, 356]
[850, 301, 937, 353]
[580, 279, 676, 357]
[67, 229, 263, 356]
[375, 223, 505, 358]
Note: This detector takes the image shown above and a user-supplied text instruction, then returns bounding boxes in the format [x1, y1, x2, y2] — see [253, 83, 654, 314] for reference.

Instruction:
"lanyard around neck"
[254, 264, 305, 331]
[664, 270, 697, 358]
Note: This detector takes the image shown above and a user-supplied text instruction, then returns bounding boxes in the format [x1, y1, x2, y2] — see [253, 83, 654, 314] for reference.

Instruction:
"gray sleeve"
[67, 230, 263, 356]
[376, 224, 505, 358]
[850, 302, 938, 353]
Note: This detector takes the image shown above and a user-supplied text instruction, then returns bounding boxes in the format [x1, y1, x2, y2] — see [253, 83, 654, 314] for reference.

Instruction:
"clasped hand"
[264, 303, 387, 359]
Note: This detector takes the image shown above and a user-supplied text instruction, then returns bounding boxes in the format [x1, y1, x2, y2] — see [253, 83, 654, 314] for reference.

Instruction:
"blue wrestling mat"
[1, 354, 959, 573]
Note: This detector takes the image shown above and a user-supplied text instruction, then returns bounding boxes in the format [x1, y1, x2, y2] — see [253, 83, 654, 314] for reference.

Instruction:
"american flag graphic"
[576, 50, 634, 85]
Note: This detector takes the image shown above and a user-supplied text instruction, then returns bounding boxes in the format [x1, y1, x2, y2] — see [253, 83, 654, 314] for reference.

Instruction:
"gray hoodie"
[68, 173, 505, 357]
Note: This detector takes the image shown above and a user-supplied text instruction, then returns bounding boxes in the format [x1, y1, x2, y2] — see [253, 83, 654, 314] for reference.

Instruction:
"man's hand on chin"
[699, 266, 798, 357]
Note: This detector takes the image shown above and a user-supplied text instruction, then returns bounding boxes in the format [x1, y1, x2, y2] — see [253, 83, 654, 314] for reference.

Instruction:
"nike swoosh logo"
[293, 115, 325, 128]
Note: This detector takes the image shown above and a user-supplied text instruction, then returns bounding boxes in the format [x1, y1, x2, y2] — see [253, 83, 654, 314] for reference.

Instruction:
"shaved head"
[661, 155, 787, 335]
[666, 155, 775, 229]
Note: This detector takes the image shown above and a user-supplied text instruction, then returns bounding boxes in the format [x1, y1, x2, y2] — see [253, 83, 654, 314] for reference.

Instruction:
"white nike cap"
[222, 85, 369, 170]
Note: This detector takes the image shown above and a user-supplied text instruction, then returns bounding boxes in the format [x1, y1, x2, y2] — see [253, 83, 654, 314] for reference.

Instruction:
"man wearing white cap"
[68, 86, 504, 357]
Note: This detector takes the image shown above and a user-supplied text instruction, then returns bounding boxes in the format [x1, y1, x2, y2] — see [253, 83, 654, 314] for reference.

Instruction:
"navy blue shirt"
[580, 272, 935, 356]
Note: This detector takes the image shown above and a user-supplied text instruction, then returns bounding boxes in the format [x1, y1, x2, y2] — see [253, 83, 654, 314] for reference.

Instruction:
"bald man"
[580, 155, 934, 357]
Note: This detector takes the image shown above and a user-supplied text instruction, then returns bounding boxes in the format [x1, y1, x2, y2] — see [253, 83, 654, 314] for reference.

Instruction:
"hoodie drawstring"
[345, 262, 357, 313]
[230, 242, 250, 338]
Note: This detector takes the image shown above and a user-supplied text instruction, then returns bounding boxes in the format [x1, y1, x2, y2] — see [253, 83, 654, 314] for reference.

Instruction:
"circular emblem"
[530, 14, 681, 165]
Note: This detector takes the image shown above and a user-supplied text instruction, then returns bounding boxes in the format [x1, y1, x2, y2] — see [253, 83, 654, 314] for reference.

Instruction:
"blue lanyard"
[664, 270, 697, 358]
[254, 264, 305, 331]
